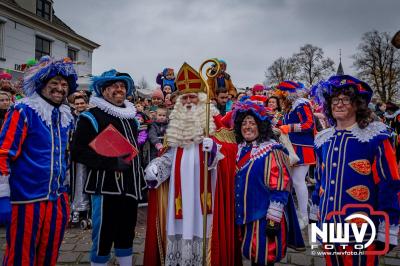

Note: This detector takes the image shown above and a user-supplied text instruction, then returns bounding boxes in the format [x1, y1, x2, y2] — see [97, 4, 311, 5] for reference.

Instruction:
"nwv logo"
[309, 204, 390, 255]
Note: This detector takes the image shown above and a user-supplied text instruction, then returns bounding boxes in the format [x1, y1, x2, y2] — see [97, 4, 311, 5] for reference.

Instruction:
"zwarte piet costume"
[0, 56, 78, 266]
[311, 75, 400, 266]
[233, 101, 305, 265]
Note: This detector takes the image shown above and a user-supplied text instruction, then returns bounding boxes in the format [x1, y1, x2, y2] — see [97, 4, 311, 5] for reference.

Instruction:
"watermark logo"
[310, 204, 390, 255]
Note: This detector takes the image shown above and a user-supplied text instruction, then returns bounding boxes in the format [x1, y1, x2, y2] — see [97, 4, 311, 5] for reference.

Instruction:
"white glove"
[145, 164, 160, 188]
[202, 137, 214, 152]
[145, 164, 158, 181]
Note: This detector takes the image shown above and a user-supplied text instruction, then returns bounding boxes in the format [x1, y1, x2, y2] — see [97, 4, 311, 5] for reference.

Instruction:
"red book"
[89, 124, 138, 162]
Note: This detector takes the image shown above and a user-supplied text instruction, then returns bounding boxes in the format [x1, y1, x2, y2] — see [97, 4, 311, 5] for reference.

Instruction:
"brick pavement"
[1, 206, 400, 265]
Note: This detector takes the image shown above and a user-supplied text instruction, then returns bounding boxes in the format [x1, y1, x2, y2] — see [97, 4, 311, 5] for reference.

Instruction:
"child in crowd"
[150, 87, 164, 108]
[156, 68, 175, 92]
[164, 94, 173, 109]
[135, 100, 145, 113]
[147, 106, 158, 122]
[135, 111, 152, 168]
[162, 85, 172, 96]
[135, 112, 149, 148]
[148, 106, 168, 160]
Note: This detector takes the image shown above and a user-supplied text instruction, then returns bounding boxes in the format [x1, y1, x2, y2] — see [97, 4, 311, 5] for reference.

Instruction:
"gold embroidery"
[346, 185, 370, 202]
[175, 195, 182, 216]
[201, 192, 212, 212]
[348, 159, 371, 175]
[214, 128, 236, 143]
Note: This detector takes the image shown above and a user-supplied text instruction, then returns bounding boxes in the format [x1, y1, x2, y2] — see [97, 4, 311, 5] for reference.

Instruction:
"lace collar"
[315, 122, 388, 148]
[237, 140, 278, 162]
[291, 98, 310, 112]
[384, 109, 400, 119]
[90, 96, 137, 119]
[16, 92, 73, 128]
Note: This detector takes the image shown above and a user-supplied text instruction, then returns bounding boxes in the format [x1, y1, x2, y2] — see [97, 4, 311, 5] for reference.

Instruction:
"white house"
[0, 0, 99, 89]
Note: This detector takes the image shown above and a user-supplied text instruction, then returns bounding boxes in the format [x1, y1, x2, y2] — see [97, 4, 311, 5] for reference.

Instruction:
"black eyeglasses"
[331, 97, 351, 105]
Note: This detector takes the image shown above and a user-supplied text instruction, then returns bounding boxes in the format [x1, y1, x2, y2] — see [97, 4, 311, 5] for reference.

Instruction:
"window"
[68, 47, 78, 62]
[36, 0, 51, 21]
[35, 36, 51, 60]
[0, 22, 4, 59]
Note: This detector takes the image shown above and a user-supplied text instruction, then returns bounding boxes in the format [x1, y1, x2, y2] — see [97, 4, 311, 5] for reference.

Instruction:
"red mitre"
[175, 62, 205, 94]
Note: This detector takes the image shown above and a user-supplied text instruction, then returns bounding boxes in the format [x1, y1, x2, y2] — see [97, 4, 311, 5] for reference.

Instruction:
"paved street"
[1, 206, 400, 265]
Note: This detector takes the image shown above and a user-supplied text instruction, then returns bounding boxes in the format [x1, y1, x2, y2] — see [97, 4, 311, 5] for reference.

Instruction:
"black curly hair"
[325, 86, 372, 129]
[234, 111, 277, 144]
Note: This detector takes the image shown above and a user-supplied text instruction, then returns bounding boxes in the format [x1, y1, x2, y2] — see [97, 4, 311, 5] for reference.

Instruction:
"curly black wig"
[325, 87, 372, 129]
[234, 111, 277, 144]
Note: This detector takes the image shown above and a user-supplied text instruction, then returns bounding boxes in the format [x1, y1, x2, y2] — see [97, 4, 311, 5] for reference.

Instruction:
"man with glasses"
[71, 70, 145, 266]
[310, 75, 400, 265]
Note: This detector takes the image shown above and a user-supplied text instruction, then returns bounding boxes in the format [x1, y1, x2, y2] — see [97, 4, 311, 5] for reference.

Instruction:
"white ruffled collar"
[291, 98, 310, 112]
[16, 92, 73, 128]
[384, 109, 400, 119]
[315, 121, 388, 148]
[90, 96, 137, 119]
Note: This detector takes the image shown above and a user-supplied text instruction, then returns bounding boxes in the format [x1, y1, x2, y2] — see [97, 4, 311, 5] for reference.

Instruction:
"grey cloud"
[54, 0, 400, 88]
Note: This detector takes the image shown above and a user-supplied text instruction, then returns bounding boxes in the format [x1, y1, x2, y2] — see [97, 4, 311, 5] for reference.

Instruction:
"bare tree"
[265, 57, 299, 84]
[293, 44, 335, 87]
[138, 76, 149, 90]
[353, 30, 400, 102]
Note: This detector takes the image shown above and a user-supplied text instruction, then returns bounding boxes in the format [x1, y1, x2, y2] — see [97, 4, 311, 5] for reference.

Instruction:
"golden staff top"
[198, 58, 220, 265]
[199, 58, 221, 136]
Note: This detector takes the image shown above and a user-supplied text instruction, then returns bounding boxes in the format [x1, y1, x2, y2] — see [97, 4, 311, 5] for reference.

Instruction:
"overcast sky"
[54, 0, 400, 88]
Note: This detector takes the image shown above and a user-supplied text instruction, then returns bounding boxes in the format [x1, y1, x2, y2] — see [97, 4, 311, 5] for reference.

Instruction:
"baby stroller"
[70, 162, 92, 230]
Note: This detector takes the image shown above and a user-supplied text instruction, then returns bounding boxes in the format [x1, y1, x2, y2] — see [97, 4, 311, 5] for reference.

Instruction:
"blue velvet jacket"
[0, 93, 73, 203]
[235, 141, 290, 225]
[283, 98, 315, 147]
[312, 122, 400, 243]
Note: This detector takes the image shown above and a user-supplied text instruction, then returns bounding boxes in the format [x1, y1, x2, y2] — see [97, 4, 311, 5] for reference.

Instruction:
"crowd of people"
[0, 56, 399, 266]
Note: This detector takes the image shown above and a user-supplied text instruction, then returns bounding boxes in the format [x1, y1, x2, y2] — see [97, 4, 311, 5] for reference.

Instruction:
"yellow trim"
[264, 153, 271, 186]
[48, 119, 54, 198]
[264, 227, 269, 264]
[11, 196, 49, 204]
[248, 223, 255, 258]
[275, 151, 282, 190]
[57, 123, 62, 192]
[241, 225, 246, 254]
[276, 150, 284, 190]
[243, 161, 255, 222]
[337, 136, 349, 223]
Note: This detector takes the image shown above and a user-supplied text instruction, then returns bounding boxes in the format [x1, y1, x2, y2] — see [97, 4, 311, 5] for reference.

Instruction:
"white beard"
[166, 92, 219, 147]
